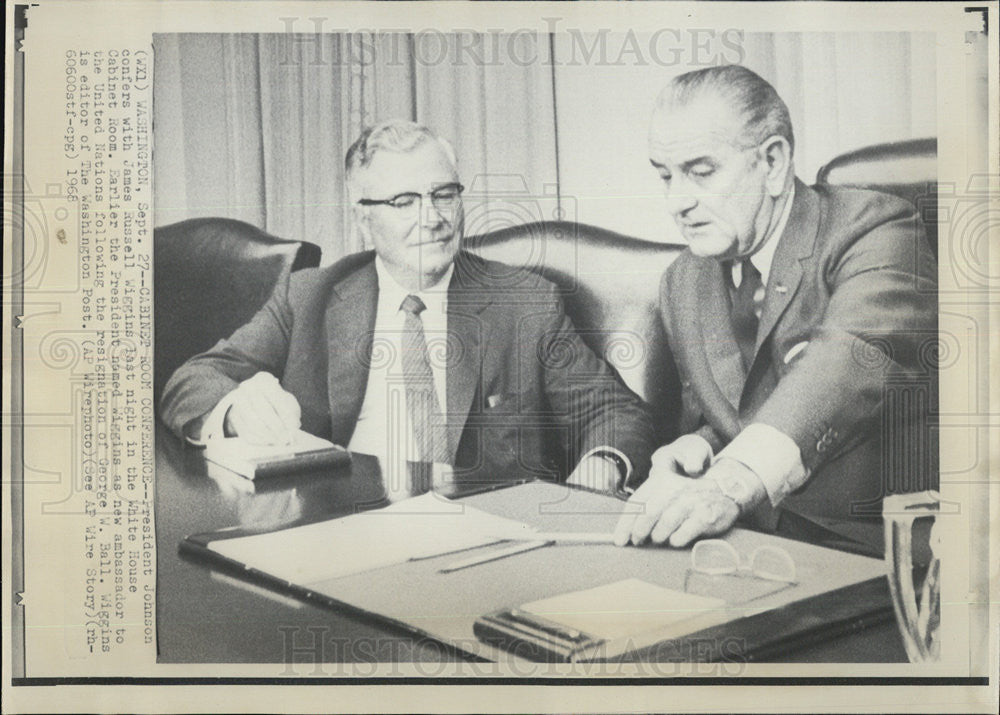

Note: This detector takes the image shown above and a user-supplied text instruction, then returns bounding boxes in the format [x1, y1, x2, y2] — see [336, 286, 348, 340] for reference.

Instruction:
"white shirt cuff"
[717, 423, 809, 506]
[184, 393, 237, 447]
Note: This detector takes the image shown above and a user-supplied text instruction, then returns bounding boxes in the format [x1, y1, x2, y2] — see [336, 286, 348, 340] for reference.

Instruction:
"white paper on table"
[208, 492, 531, 585]
[521, 578, 728, 642]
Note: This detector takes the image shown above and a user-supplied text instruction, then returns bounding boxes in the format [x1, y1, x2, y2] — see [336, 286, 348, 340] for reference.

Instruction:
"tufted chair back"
[154, 218, 321, 403]
[464, 221, 686, 437]
[817, 138, 937, 252]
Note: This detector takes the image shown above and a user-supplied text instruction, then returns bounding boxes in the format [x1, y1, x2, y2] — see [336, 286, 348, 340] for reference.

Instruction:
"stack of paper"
[521, 578, 728, 643]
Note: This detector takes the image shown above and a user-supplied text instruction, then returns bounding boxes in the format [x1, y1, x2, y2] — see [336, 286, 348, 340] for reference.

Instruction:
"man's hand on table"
[613, 434, 767, 547]
[223, 372, 301, 444]
[647, 433, 715, 479]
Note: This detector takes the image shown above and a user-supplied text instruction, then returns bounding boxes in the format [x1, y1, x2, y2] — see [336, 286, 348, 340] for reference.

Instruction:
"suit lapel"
[672, 182, 820, 431]
[752, 180, 819, 357]
[444, 253, 490, 462]
[324, 261, 377, 445]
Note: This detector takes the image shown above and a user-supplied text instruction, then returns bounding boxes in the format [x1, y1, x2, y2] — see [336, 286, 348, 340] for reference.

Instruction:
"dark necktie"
[400, 295, 450, 465]
[730, 258, 763, 371]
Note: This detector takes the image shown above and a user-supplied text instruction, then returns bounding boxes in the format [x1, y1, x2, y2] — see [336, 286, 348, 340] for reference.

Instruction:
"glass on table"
[883, 490, 942, 663]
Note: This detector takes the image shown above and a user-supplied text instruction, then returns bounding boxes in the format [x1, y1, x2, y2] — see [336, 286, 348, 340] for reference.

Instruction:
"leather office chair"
[817, 137, 937, 252]
[153, 217, 321, 403]
[464, 221, 686, 438]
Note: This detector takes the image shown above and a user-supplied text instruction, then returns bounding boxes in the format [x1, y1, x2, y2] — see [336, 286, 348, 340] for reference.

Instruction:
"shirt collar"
[733, 183, 795, 287]
[374, 257, 453, 315]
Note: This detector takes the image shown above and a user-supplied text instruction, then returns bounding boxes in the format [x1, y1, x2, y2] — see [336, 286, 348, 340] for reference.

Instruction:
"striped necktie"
[400, 294, 450, 465]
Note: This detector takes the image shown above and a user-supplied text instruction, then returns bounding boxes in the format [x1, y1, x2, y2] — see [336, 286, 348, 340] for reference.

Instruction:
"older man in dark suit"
[615, 65, 937, 551]
[161, 120, 654, 491]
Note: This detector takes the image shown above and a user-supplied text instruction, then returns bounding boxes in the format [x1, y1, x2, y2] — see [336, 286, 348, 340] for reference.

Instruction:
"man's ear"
[760, 135, 793, 197]
[351, 205, 372, 244]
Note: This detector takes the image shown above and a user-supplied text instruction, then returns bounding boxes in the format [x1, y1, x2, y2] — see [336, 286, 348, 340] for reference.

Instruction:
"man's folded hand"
[613, 469, 740, 548]
[223, 372, 301, 445]
[650, 433, 714, 478]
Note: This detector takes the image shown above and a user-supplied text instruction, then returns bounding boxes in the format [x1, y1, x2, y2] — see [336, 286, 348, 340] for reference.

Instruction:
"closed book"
[203, 430, 350, 480]
[474, 578, 728, 662]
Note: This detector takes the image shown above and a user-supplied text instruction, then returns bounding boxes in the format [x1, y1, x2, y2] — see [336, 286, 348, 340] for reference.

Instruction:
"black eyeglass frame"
[356, 183, 465, 210]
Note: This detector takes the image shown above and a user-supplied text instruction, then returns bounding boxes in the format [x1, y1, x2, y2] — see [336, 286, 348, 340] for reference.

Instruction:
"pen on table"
[439, 540, 552, 573]
[487, 532, 617, 544]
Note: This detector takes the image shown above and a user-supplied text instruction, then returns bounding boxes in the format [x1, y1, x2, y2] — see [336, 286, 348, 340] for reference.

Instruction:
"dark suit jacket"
[661, 179, 938, 536]
[161, 250, 655, 486]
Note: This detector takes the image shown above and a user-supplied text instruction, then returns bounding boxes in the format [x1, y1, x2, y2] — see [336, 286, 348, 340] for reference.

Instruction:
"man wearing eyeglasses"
[613, 65, 937, 552]
[161, 120, 655, 492]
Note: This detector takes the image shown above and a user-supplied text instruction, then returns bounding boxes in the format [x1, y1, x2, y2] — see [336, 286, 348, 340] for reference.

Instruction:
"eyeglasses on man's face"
[357, 183, 465, 215]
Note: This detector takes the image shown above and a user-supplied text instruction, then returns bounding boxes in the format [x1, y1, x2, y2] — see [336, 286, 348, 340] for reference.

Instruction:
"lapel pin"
[774, 284, 788, 294]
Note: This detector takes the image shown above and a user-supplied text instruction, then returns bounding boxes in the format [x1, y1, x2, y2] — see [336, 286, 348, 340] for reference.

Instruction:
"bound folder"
[203, 430, 350, 480]
[474, 578, 728, 662]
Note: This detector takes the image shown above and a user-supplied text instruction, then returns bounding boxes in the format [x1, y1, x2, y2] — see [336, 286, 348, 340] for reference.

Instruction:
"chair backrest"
[816, 137, 937, 251]
[153, 217, 321, 402]
[464, 221, 685, 435]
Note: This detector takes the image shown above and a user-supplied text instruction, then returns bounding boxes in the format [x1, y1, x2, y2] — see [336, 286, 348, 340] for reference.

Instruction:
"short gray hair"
[657, 65, 795, 155]
[345, 120, 458, 201]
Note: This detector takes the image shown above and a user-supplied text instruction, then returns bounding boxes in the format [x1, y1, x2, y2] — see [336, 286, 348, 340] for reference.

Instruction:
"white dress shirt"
[348, 258, 452, 463]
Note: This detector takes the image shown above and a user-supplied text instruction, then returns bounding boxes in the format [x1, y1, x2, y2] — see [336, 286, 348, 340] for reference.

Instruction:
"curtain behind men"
[154, 32, 935, 257]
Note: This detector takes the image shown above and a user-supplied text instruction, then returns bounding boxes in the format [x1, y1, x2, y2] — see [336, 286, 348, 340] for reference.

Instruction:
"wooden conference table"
[154, 422, 907, 664]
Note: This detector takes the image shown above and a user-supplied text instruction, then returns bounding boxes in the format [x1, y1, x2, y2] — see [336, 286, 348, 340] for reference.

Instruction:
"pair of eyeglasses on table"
[690, 539, 798, 583]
